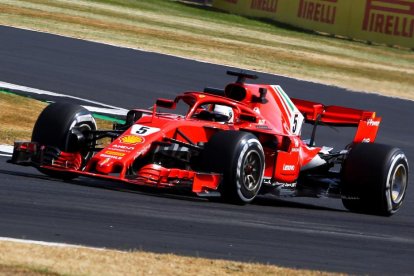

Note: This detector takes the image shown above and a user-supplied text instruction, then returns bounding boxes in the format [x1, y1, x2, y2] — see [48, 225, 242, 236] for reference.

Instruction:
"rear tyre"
[32, 102, 97, 179]
[341, 143, 408, 216]
[202, 131, 265, 204]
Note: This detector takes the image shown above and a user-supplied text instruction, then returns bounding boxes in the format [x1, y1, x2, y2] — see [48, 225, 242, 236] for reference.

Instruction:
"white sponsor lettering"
[283, 182, 296, 188]
[76, 114, 95, 123]
[112, 144, 134, 150]
[100, 154, 122, 160]
[367, 119, 380, 126]
[283, 164, 296, 171]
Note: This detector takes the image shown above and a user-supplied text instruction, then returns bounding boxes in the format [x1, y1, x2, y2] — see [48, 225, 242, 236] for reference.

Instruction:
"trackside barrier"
[213, 0, 414, 48]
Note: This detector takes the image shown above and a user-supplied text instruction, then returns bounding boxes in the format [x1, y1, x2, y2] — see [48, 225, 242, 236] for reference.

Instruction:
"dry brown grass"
[0, 92, 47, 145]
[0, 240, 341, 276]
[0, 0, 413, 100]
[0, 92, 114, 145]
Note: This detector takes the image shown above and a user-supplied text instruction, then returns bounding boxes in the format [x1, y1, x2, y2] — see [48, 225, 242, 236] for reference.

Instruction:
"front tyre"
[341, 143, 409, 216]
[202, 131, 265, 204]
[32, 102, 97, 179]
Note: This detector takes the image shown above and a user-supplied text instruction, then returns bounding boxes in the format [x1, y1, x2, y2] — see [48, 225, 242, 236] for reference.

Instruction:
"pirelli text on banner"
[362, 0, 414, 38]
[297, 0, 338, 24]
[250, 0, 278, 12]
[212, 0, 414, 48]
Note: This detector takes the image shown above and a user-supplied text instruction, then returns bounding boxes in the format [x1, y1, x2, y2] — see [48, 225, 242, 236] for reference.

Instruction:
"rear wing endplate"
[291, 98, 381, 143]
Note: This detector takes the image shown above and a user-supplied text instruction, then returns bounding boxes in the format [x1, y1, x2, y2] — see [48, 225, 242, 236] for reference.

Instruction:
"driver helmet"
[213, 104, 233, 123]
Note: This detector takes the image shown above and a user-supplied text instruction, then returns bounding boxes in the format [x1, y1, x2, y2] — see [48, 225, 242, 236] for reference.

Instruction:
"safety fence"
[212, 0, 414, 48]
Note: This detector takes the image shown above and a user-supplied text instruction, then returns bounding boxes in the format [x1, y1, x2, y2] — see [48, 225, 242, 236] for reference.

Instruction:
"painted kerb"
[213, 0, 414, 48]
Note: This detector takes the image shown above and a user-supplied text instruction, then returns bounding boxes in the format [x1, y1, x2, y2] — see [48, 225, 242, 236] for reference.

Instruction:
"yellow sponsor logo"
[104, 151, 126, 157]
[120, 135, 144, 144]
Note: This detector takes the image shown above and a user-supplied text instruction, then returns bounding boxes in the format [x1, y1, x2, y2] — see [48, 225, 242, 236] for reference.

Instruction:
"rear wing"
[291, 98, 381, 143]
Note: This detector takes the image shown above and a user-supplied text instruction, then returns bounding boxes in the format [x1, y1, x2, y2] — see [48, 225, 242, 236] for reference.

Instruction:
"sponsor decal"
[120, 135, 144, 145]
[362, 0, 414, 38]
[283, 164, 296, 171]
[111, 144, 135, 151]
[76, 114, 95, 124]
[100, 154, 122, 160]
[256, 125, 271, 130]
[130, 124, 160, 136]
[250, 0, 278, 13]
[367, 119, 380, 126]
[104, 150, 125, 157]
[362, 138, 371, 143]
[262, 178, 272, 185]
[341, 195, 360, 200]
[282, 182, 296, 188]
[297, 0, 338, 24]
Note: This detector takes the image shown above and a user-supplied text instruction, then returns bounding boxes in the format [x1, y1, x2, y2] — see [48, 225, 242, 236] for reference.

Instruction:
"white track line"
[0, 82, 130, 157]
[0, 237, 112, 252]
[83, 105, 128, 116]
[1, 25, 368, 95]
[0, 81, 128, 114]
[2, 25, 413, 103]
[0, 145, 13, 156]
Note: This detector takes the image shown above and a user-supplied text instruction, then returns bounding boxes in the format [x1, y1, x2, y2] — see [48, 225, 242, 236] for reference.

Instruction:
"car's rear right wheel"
[341, 143, 408, 216]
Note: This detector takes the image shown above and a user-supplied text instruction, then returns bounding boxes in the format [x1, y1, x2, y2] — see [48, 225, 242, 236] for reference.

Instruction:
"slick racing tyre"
[202, 131, 265, 204]
[341, 143, 408, 216]
[32, 102, 97, 179]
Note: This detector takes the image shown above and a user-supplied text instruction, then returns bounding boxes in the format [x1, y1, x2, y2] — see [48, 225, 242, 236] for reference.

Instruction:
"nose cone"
[96, 157, 116, 174]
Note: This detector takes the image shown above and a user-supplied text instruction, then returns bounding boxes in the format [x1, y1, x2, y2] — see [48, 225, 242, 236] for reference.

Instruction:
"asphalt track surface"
[1, 26, 413, 274]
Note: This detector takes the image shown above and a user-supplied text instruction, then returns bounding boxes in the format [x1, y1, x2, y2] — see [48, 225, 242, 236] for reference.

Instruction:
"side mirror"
[156, 98, 176, 109]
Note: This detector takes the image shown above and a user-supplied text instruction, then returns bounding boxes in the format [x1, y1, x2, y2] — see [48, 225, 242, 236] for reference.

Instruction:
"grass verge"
[0, 240, 341, 275]
[0, 91, 47, 145]
[0, 91, 114, 144]
[0, 0, 413, 100]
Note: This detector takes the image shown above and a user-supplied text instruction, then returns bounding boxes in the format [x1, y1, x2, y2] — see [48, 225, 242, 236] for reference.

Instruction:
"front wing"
[10, 142, 221, 194]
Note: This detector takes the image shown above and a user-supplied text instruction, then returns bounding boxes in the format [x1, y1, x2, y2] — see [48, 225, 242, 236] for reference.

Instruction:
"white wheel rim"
[390, 163, 407, 204]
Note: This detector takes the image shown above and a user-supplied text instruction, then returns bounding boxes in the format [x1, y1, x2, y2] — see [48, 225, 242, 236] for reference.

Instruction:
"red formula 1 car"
[11, 71, 409, 216]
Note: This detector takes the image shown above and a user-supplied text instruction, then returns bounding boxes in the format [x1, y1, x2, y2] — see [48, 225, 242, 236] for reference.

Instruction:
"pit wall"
[213, 0, 414, 48]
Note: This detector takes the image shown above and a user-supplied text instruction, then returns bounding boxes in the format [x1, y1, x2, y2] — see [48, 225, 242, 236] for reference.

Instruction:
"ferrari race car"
[11, 71, 409, 216]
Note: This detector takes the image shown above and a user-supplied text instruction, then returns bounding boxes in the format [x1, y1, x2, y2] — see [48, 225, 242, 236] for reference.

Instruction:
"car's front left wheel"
[202, 131, 265, 204]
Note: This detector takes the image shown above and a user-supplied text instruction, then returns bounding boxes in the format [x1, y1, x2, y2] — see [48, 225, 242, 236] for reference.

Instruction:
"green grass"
[0, 264, 59, 275]
[0, 0, 413, 100]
